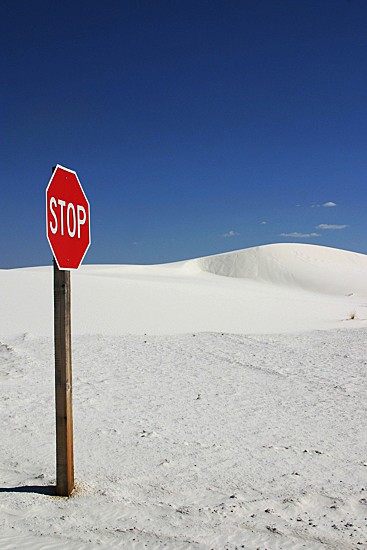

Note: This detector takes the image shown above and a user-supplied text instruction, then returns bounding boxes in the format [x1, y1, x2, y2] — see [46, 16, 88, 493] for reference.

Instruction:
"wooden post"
[53, 258, 74, 496]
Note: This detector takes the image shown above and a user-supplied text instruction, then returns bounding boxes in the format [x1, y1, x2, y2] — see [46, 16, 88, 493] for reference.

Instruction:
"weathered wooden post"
[53, 257, 74, 496]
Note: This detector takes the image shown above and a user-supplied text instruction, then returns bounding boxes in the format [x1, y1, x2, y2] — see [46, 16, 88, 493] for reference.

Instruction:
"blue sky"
[1, 0, 366, 267]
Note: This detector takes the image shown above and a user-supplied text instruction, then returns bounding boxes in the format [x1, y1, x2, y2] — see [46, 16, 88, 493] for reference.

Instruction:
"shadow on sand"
[0, 485, 55, 496]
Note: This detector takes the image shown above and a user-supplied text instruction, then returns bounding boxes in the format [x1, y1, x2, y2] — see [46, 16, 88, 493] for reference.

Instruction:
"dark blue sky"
[2, 0, 366, 267]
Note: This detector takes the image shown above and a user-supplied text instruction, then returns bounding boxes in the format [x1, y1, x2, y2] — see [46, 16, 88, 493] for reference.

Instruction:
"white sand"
[1, 243, 367, 549]
[1, 243, 366, 337]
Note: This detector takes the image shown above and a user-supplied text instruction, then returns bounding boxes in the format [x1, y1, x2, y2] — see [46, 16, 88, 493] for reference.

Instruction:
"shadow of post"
[0, 485, 55, 496]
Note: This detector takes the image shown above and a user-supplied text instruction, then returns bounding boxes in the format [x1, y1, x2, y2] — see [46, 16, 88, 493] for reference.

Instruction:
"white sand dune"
[1, 243, 367, 549]
[0, 243, 366, 337]
[196, 243, 367, 295]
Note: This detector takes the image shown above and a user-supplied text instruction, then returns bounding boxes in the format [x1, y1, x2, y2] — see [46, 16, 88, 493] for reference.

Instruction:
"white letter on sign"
[77, 205, 86, 239]
[67, 203, 76, 237]
[50, 197, 58, 234]
[58, 199, 66, 235]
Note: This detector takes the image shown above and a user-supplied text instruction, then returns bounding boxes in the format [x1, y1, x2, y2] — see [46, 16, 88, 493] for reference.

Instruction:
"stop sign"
[46, 165, 91, 270]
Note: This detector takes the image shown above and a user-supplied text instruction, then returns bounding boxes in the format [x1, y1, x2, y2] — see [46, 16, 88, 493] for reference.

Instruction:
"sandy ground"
[1, 244, 367, 548]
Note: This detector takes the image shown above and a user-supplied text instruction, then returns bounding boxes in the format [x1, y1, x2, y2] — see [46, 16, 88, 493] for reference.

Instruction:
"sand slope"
[0, 243, 366, 337]
[195, 243, 367, 295]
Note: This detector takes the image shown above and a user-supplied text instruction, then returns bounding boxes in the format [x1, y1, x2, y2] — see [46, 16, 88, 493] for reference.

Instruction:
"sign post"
[46, 165, 91, 496]
[53, 259, 73, 496]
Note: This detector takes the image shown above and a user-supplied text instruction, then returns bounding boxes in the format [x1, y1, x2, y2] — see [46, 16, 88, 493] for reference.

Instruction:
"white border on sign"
[45, 164, 91, 270]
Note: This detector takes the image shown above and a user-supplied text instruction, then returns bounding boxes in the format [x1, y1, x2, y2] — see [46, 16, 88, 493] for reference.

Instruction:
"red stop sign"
[46, 165, 91, 270]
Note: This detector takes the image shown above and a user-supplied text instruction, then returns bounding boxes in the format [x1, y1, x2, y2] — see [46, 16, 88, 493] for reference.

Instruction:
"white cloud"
[260, 221, 267, 225]
[280, 232, 320, 238]
[222, 230, 239, 238]
[312, 201, 337, 208]
[316, 224, 348, 230]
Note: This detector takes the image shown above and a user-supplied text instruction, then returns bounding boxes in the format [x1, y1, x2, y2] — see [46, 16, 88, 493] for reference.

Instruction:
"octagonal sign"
[46, 165, 91, 270]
